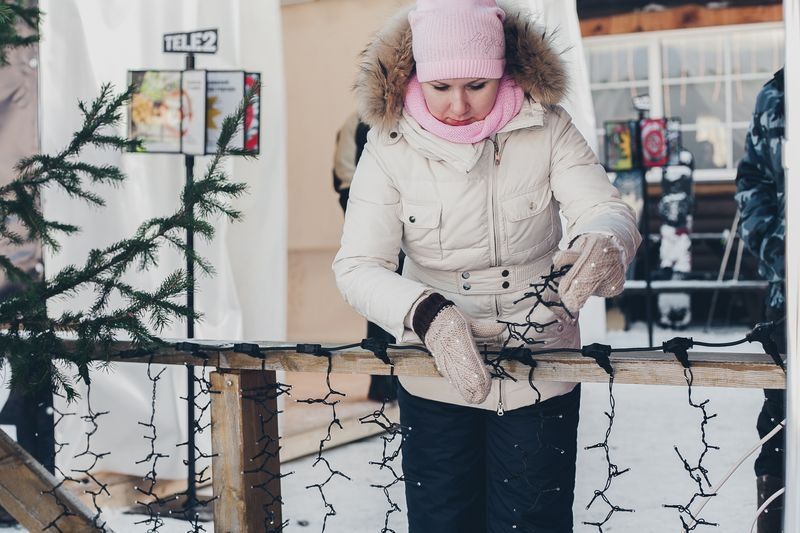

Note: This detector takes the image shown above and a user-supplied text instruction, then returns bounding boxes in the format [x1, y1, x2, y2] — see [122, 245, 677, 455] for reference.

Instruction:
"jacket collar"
[397, 99, 545, 173]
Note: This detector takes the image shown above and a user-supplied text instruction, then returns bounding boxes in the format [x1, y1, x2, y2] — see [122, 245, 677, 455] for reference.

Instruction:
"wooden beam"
[211, 370, 282, 533]
[0, 428, 102, 532]
[581, 4, 783, 37]
[216, 348, 785, 389]
[99, 341, 785, 389]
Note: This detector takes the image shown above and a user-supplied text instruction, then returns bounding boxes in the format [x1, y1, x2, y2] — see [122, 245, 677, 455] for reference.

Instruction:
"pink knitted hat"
[408, 0, 506, 83]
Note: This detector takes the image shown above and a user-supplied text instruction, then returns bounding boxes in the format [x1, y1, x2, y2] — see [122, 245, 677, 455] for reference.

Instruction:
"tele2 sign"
[163, 29, 218, 54]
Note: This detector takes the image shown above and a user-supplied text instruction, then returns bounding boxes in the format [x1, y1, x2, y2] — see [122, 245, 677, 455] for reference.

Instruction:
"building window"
[585, 24, 783, 180]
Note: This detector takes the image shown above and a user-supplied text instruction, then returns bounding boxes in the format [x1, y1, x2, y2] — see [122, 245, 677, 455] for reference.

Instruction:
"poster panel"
[604, 120, 637, 171]
[205, 70, 245, 154]
[244, 72, 261, 154]
[128, 70, 182, 153]
[180, 70, 207, 156]
[641, 118, 669, 168]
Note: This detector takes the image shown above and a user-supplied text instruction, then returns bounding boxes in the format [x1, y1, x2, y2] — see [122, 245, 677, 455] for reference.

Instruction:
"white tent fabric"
[525, 0, 598, 151]
[39, 0, 286, 478]
[524, 0, 608, 342]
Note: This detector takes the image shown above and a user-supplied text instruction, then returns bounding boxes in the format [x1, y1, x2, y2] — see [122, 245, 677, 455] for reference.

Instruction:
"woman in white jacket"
[333, 1, 641, 531]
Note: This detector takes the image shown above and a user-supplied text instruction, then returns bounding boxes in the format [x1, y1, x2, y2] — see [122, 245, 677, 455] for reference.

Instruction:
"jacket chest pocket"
[399, 200, 443, 260]
[502, 186, 556, 257]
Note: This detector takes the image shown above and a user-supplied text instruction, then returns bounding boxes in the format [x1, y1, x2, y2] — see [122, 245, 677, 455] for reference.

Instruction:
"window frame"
[584, 22, 784, 182]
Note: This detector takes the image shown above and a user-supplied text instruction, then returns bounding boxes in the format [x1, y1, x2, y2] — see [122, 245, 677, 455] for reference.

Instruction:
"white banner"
[40, 0, 287, 478]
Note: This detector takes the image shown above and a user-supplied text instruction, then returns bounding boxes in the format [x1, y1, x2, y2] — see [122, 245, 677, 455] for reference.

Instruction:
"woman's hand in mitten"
[552, 234, 626, 316]
[412, 293, 506, 404]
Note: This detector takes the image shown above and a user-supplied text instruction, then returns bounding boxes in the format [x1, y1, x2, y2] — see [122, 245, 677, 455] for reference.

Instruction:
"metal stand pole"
[184, 52, 197, 512]
[636, 111, 654, 347]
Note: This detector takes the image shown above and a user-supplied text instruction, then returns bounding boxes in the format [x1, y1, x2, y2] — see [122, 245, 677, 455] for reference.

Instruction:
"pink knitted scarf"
[403, 74, 524, 144]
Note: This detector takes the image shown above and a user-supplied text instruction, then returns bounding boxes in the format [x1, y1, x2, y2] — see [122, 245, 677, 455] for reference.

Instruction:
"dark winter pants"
[398, 384, 580, 533]
[754, 305, 786, 478]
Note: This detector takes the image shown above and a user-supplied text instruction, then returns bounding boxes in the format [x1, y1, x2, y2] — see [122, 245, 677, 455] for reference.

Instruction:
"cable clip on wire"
[173, 340, 213, 362]
[174, 341, 202, 354]
[296, 343, 330, 357]
[232, 342, 265, 358]
[746, 321, 785, 372]
[663, 337, 694, 369]
[360, 337, 392, 365]
[582, 343, 613, 376]
[504, 345, 537, 369]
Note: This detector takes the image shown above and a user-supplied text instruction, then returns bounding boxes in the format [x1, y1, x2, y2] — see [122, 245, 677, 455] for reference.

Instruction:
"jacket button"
[502, 281, 510, 289]
[461, 272, 470, 279]
[463, 283, 471, 291]
[390, 131, 398, 139]
[557, 325, 564, 332]
[502, 270, 509, 277]
[409, 216, 416, 223]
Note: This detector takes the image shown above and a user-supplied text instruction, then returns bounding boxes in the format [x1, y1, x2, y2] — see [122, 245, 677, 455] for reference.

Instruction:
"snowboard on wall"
[657, 148, 694, 329]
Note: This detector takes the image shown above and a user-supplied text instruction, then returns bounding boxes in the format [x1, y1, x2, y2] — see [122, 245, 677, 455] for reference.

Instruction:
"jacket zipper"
[491, 135, 505, 418]
[490, 135, 502, 317]
[496, 379, 505, 416]
[488, 135, 501, 269]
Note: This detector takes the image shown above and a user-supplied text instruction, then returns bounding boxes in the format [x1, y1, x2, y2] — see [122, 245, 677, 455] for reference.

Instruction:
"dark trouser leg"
[485, 385, 580, 533]
[755, 306, 785, 532]
[398, 384, 486, 533]
[755, 388, 786, 478]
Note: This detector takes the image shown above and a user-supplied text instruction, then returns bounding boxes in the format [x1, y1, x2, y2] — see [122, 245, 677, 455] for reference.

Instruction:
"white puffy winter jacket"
[333, 4, 641, 411]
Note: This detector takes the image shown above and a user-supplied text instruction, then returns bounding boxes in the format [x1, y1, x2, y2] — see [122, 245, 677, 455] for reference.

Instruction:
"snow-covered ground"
[1, 324, 776, 532]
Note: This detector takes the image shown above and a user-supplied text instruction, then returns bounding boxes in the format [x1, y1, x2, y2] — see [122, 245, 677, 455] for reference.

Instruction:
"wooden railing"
[0, 340, 786, 532]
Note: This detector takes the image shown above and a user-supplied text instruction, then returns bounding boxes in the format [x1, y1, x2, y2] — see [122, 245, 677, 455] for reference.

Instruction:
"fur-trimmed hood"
[354, 2, 567, 131]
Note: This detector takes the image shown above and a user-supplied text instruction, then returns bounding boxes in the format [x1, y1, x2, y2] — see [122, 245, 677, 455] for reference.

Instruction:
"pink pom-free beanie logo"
[409, 0, 506, 82]
[462, 32, 505, 55]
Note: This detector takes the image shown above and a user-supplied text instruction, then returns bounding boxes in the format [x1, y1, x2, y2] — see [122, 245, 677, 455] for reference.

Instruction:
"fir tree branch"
[0, 3, 40, 66]
[0, 83, 257, 397]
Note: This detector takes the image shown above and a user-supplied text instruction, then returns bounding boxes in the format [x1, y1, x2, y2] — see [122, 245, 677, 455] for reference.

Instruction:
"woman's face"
[420, 78, 501, 125]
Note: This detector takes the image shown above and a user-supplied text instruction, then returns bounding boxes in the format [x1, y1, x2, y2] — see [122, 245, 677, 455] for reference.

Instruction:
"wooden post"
[211, 370, 282, 533]
[0, 428, 101, 532]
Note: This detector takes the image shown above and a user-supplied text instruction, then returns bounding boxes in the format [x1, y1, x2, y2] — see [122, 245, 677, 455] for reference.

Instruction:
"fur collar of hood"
[354, 2, 567, 131]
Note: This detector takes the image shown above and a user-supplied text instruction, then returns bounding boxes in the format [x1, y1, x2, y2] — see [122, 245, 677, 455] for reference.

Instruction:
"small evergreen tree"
[0, 4, 255, 400]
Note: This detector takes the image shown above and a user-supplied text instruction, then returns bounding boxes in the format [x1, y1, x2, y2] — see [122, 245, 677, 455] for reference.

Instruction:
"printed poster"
[128, 70, 182, 153]
[180, 70, 207, 156]
[205, 71, 245, 154]
[640, 118, 668, 168]
[604, 121, 637, 171]
[244, 72, 261, 154]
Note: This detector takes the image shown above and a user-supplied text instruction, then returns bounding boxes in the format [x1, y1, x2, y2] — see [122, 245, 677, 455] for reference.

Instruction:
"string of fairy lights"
[37, 265, 784, 532]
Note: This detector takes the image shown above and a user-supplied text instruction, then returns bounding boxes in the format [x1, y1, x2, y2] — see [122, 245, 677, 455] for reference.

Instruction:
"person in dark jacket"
[734, 67, 785, 533]
[333, 112, 399, 402]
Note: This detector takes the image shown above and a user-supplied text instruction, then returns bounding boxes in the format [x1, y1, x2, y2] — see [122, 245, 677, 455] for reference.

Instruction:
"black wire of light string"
[111, 304, 783, 532]
[163, 334, 782, 361]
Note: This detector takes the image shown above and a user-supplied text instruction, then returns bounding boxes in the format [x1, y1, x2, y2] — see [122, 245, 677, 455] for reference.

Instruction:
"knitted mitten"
[552, 234, 626, 315]
[412, 293, 506, 404]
